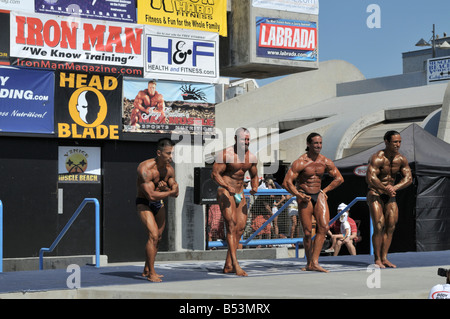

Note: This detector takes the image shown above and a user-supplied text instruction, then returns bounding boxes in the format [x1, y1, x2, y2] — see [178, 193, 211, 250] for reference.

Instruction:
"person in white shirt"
[429, 268, 450, 299]
[326, 203, 357, 256]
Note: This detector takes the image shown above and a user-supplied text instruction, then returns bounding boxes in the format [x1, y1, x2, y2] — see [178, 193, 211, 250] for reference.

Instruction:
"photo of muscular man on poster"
[130, 80, 165, 127]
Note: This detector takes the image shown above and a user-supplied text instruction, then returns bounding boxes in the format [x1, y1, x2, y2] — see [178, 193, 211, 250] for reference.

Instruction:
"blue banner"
[0, 67, 54, 134]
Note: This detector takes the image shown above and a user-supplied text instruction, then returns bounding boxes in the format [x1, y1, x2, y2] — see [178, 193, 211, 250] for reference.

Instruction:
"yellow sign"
[58, 146, 101, 183]
[137, 0, 227, 37]
[57, 72, 121, 140]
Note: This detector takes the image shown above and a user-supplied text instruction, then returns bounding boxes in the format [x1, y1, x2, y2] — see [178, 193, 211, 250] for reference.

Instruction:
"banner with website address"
[252, 0, 319, 15]
[144, 25, 219, 83]
[256, 17, 317, 61]
[0, 0, 34, 12]
[0, 66, 54, 134]
[123, 78, 215, 135]
[137, 0, 227, 37]
[10, 11, 144, 77]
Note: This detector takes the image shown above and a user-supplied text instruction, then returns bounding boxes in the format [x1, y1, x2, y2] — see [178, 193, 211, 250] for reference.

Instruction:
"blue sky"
[258, 0, 450, 85]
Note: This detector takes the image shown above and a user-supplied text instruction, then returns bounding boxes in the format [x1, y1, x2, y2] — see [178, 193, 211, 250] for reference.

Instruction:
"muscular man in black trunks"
[283, 133, 343, 272]
[366, 130, 412, 269]
[136, 138, 179, 282]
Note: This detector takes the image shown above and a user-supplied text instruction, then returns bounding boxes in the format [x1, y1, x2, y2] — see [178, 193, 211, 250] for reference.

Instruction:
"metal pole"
[94, 198, 100, 268]
[0, 200, 3, 273]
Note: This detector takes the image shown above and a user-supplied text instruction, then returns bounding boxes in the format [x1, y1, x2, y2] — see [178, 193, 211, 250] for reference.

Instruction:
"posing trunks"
[299, 190, 320, 206]
[369, 189, 396, 205]
[218, 186, 244, 204]
[136, 197, 163, 215]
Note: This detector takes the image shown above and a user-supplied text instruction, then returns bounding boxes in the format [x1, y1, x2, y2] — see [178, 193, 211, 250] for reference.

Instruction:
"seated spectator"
[206, 204, 224, 249]
[251, 211, 272, 244]
[326, 203, 357, 256]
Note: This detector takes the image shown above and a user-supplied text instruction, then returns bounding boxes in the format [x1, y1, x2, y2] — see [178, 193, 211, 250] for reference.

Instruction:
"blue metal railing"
[0, 200, 3, 273]
[39, 198, 100, 270]
[207, 190, 373, 256]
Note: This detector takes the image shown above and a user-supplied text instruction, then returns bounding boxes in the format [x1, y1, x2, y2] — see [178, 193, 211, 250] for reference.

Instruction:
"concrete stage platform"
[0, 250, 449, 299]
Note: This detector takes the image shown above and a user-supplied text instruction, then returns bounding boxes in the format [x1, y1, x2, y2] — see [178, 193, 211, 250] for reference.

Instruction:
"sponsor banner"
[0, 0, 35, 12]
[252, 0, 319, 15]
[123, 78, 215, 135]
[144, 25, 219, 83]
[58, 146, 101, 183]
[55, 71, 122, 140]
[256, 17, 317, 61]
[0, 66, 54, 134]
[10, 11, 143, 77]
[35, 0, 137, 23]
[0, 11, 9, 65]
[427, 57, 450, 83]
[137, 0, 227, 37]
[353, 165, 368, 177]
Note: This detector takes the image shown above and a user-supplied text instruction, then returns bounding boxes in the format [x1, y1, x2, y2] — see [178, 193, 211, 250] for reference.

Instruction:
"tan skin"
[366, 134, 412, 268]
[211, 130, 258, 276]
[136, 145, 179, 282]
[283, 135, 343, 272]
[131, 82, 165, 125]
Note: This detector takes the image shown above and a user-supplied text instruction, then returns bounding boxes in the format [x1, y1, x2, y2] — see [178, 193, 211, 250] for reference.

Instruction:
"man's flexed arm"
[393, 157, 412, 192]
[322, 159, 344, 196]
[366, 153, 393, 196]
[138, 166, 177, 201]
[283, 159, 309, 202]
[211, 150, 236, 194]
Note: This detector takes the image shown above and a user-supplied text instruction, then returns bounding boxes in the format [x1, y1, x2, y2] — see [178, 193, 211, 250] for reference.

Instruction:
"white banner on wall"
[10, 11, 144, 76]
[0, 0, 35, 12]
[427, 56, 450, 83]
[252, 0, 319, 15]
[144, 25, 219, 84]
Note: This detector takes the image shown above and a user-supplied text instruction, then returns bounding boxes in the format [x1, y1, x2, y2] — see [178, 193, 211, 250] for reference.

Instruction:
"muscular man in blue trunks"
[366, 131, 412, 269]
[212, 127, 259, 276]
[136, 138, 179, 282]
[283, 133, 344, 272]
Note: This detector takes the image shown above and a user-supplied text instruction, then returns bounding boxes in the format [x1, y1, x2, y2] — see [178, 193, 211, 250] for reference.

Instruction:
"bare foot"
[223, 265, 248, 276]
[223, 265, 235, 274]
[302, 263, 329, 273]
[147, 273, 163, 282]
[235, 267, 248, 277]
[374, 260, 386, 269]
[143, 271, 164, 278]
[382, 259, 396, 268]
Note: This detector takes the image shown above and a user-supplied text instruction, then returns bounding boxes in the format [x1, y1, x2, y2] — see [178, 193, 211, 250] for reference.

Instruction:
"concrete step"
[2, 255, 108, 272]
[2, 247, 304, 272]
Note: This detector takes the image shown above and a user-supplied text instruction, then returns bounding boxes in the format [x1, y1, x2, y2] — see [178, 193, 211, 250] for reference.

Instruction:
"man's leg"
[218, 188, 246, 275]
[233, 197, 249, 276]
[298, 200, 314, 269]
[381, 200, 398, 268]
[367, 192, 386, 268]
[332, 235, 343, 256]
[138, 205, 166, 282]
[310, 192, 330, 272]
[345, 239, 357, 255]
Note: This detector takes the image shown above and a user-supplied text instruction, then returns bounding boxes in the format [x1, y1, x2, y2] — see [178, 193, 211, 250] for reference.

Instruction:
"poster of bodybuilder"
[122, 78, 215, 135]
